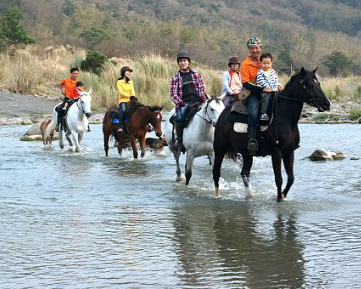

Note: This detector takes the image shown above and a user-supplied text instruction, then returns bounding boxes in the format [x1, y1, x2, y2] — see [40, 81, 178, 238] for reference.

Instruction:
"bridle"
[196, 98, 217, 126]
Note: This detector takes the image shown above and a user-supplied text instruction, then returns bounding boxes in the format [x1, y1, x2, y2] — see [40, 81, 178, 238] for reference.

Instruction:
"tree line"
[1, 0, 361, 77]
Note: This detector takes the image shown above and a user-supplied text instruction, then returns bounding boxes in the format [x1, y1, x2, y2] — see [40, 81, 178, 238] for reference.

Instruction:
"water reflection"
[171, 203, 304, 288]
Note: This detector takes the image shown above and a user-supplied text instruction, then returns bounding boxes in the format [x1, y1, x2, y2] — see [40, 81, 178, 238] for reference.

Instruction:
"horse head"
[148, 105, 163, 137]
[78, 89, 92, 118]
[204, 94, 225, 126]
[287, 68, 330, 112]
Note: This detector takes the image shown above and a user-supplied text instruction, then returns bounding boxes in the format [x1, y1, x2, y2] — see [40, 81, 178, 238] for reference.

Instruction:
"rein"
[195, 99, 214, 125]
[272, 80, 317, 144]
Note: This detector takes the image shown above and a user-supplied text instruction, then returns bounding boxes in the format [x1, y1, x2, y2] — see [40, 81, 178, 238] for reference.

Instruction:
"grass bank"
[1, 45, 361, 112]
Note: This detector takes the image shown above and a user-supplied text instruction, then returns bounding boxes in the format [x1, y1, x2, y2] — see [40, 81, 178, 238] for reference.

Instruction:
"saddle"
[169, 101, 202, 127]
[229, 94, 277, 156]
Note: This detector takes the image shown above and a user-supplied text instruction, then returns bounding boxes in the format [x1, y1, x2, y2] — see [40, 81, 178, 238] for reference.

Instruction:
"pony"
[164, 95, 225, 185]
[44, 89, 92, 152]
[212, 68, 331, 201]
[40, 119, 54, 147]
[102, 101, 163, 158]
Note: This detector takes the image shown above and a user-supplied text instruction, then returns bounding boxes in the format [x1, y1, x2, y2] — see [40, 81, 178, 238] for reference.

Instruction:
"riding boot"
[117, 110, 125, 133]
[260, 93, 270, 124]
[175, 123, 184, 149]
[247, 125, 258, 155]
[56, 113, 63, 132]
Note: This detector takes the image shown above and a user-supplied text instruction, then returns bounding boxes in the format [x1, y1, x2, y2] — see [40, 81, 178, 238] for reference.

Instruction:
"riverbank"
[1, 91, 361, 125]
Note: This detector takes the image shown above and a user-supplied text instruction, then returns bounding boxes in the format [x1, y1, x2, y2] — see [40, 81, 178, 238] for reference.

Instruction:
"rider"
[57, 67, 81, 132]
[222, 56, 242, 107]
[240, 37, 270, 155]
[256, 53, 283, 123]
[116, 65, 136, 133]
[169, 50, 206, 149]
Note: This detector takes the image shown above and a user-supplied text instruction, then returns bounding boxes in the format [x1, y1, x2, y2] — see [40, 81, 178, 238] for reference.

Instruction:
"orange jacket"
[240, 56, 260, 84]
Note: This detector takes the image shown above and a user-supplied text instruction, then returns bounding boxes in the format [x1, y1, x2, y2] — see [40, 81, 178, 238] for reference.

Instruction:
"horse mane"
[283, 69, 315, 91]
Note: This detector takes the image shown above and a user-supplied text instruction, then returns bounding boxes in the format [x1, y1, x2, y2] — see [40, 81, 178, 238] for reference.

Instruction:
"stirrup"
[259, 113, 269, 122]
[247, 139, 258, 155]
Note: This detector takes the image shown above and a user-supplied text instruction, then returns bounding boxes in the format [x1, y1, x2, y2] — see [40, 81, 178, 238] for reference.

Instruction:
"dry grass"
[1, 45, 360, 112]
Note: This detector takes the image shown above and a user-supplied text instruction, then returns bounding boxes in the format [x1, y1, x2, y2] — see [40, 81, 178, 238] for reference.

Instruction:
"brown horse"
[103, 101, 163, 158]
[40, 119, 54, 147]
[213, 68, 331, 201]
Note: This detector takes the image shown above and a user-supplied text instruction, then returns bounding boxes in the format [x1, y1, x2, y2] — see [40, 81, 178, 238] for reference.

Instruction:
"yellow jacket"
[117, 79, 136, 103]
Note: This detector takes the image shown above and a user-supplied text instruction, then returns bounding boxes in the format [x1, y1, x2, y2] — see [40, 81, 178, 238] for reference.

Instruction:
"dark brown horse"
[103, 101, 163, 158]
[213, 68, 331, 201]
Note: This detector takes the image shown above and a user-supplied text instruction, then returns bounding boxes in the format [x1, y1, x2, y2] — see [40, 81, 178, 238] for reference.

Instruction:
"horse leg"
[70, 132, 80, 152]
[65, 132, 73, 149]
[208, 151, 214, 166]
[241, 154, 254, 198]
[139, 136, 146, 158]
[103, 131, 110, 157]
[185, 151, 194, 186]
[213, 149, 226, 197]
[271, 150, 283, 202]
[281, 152, 295, 199]
[173, 149, 184, 181]
[130, 136, 138, 159]
[59, 130, 64, 149]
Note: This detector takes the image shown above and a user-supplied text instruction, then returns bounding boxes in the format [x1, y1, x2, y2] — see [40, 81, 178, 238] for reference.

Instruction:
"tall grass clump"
[0, 49, 44, 94]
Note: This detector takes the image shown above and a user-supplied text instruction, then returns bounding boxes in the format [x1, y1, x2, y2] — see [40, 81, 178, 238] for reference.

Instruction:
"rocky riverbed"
[1, 91, 361, 125]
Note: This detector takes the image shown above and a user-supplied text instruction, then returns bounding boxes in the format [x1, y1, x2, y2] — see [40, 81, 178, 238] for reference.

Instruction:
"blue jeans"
[176, 102, 190, 123]
[246, 93, 262, 139]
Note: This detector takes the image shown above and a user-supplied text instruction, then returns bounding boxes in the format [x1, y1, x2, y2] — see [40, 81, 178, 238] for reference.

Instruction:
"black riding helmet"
[177, 50, 191, 63]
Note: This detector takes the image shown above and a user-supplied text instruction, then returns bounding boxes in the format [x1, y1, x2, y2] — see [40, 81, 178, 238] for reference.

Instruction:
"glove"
[130, 95, 138, 101]
[178, 100, 185, 107]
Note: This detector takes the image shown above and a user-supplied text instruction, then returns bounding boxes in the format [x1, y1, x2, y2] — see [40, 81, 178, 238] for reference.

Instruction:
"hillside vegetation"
[0, 0, 361, 75]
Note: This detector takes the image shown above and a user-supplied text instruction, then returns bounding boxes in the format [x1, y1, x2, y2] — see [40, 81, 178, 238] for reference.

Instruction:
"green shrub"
[80, 50, 108, 75]
[349, 109, 361, 121]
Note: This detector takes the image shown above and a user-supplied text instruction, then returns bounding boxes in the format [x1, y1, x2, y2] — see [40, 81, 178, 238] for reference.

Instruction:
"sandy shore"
[1, 91, 361, 125]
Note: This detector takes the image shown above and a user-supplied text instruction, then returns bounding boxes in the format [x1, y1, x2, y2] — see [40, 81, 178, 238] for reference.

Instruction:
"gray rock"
[309, 149, 345, 161]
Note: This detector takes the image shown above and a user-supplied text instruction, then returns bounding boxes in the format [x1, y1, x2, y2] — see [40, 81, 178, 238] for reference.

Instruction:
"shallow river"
[1, 124, 361, 288]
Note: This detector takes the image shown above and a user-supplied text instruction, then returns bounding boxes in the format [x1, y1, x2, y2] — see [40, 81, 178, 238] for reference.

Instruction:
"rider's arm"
[59, 79, 66, 96]
[169, 75, 185, 107]
[222, 71, 233, 95]
[194, 71, 206, 101]
[241, 63, 264, 94]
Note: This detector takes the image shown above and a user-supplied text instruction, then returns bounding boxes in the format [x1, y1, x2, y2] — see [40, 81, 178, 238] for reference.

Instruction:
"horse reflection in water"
[103, 100, 163, 159]
[213, 68, 331, 201]
[171, 204, 304, 288]
[164, 95, 225, 185]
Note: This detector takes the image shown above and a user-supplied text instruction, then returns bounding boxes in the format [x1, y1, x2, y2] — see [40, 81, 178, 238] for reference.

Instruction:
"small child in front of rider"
[63, 81, 84, 110]
[256, 53, 283, 122]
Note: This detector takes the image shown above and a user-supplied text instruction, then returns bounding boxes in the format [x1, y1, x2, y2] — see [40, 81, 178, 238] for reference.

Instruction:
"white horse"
[44, 89, 92, 152]
[165, 95, 225, 185]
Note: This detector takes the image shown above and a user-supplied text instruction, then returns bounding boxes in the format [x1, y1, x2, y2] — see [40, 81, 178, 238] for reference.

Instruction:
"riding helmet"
[177, 50, 191, 63]
[228, 56, 240, 67]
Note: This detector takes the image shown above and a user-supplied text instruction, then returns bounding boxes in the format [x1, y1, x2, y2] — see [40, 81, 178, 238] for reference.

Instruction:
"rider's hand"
[130, 95, 138, 101]
[179, 100, 185, 107]
[263, 88, 271, 92]
[278, 85, 283, 91]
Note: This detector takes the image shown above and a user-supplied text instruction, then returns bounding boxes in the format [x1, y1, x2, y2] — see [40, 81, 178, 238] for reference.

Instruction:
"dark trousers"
[260, 93, 271, 115]
[246, 93, 261, 139]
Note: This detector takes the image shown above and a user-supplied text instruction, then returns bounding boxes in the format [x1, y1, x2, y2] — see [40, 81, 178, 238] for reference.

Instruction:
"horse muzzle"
[156, 132, 162, 137]
[85, 112, 91, 118]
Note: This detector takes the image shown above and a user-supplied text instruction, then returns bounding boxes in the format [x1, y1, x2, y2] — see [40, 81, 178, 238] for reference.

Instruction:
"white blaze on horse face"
[208, 99, 225, 125]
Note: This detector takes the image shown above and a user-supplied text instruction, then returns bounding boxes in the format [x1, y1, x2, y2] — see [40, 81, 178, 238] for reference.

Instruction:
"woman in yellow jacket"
[116, 66, 136, 133]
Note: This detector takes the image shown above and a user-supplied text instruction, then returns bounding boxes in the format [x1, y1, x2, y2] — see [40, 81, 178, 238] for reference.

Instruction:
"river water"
[0, 124, 361, 288]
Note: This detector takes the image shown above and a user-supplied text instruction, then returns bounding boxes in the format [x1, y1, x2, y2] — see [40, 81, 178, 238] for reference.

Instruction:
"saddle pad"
[233, 122, 268, 133]
[233, 122, 247, 133]
[231, 100, 248, 114]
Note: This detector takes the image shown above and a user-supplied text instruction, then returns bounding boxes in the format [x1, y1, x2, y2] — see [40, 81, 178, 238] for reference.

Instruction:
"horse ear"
[205, 94, 211, 100]
[88, 88, 92, 94]
[160, 105, 164, 111]
[313, 67, 318, 74]
[300, 67, 306, 78]
[219, 92, 227, 100]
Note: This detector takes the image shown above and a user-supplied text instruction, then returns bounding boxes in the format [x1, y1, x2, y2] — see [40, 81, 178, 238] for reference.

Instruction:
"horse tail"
[44, 120, 56, 139]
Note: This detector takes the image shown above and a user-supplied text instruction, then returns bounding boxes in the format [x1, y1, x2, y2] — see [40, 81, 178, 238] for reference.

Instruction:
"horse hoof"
[76, 148, 81, 153]
[176, 175, 186, 182]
